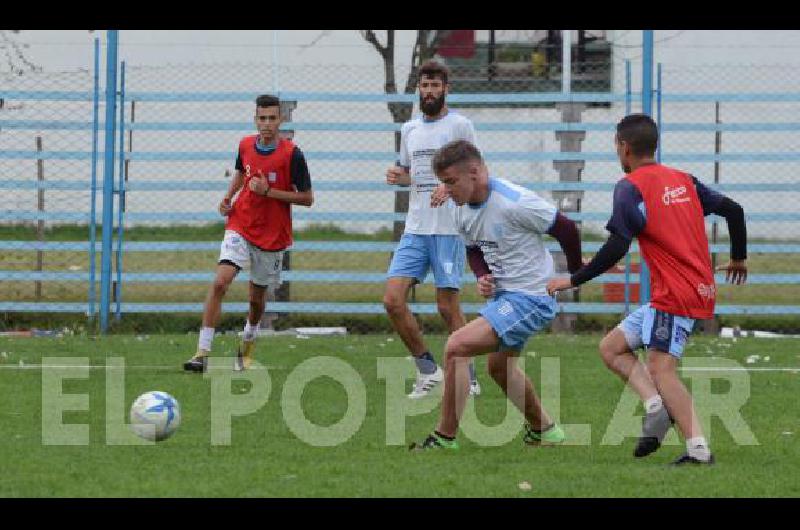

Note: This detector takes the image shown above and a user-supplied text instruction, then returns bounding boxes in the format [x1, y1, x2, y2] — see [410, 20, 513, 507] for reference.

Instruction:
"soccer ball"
[130, 391, 181, 442]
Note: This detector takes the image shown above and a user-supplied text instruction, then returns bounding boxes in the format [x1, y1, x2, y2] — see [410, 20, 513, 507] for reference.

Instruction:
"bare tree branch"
[361, 29, 450, 122]
[360, 29, 452, 239]
[0, 30, 42, 76]
[361, 30, 397, 96]
[360, 30, 389, 59]
[403, 30, 450, 94]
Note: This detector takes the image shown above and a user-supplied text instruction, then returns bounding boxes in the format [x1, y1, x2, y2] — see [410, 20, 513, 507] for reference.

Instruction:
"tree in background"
[360, 30, 450, 123]
[0, 30, 42, 76]
[359, 30, 450, 239]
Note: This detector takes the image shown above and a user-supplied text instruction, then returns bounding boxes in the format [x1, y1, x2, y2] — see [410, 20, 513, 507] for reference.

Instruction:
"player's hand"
[430, 184, 450, 208]
[249, 171, 269, 196]
[219, 197, 232, 216]
[386, 166, 410, 186]
[716, 259, 747, 285]
[477, 274, 495, 299]
[546, 276, 574, 297]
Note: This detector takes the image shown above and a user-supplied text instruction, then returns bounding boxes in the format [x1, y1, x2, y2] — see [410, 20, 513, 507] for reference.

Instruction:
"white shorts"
[218, 230, 284, 287]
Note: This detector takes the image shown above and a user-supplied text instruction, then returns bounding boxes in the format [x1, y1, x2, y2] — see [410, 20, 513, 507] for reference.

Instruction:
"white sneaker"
[408, 366, 444, 399]
[469, 379, 482, 396]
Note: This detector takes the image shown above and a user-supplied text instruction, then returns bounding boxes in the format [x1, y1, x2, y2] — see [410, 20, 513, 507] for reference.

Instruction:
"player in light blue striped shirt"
[411, 140, 583, 451]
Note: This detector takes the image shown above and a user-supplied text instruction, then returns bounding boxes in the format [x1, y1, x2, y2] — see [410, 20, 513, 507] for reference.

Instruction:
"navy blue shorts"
[618, 304, 696, 358]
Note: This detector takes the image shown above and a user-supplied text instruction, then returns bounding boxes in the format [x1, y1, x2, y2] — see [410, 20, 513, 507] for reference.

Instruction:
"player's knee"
[382, 291, 406, 316]
[212, 277, 232, 298]
[599, 333, 627, 369]
[436, 299, 459, 324]
[646, 355, 673, 382]
[444, 335, 469, 362]
[598, 339, 617, 368]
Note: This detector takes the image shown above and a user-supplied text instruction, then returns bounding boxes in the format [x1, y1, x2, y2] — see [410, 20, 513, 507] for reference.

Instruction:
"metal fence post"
[100, 29, 119, 334]
[639, 30, 654, 306]
[114, 61, 126, 322]
[260, 99, 297, 330]
[35, 135, 44, 301]
[704, 101, 723, 335]
[623, 59, 632, 315]
[551, 102, 585, 333]
[89, 37, 100, 321]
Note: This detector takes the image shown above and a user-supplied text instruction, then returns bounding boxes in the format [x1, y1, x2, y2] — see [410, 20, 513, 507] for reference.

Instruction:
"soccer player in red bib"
[548, 114, 748, 465]
[184, 94, 313, 373]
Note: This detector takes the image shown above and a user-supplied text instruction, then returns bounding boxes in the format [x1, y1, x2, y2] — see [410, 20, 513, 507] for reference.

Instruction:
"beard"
[420, 93, 445, 116]
[621, 162, 631, 173]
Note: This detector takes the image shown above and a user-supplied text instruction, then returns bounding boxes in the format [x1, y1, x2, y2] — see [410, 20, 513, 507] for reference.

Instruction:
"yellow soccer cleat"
[233, 340, 255, 372]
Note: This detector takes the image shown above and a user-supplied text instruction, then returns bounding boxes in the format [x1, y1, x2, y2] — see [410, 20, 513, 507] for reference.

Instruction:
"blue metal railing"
[99, 30, 118, 333]
[1, 301, 798, 316]
[7, 89, 800, 104]
[1, 241, 798, 254]
[115, 61, 126, 321]
[2, 53, 800, 320]
[6, 119, 800, 134]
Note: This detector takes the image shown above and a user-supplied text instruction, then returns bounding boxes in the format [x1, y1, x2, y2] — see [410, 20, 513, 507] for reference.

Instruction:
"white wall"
[2, 30, 799, 238]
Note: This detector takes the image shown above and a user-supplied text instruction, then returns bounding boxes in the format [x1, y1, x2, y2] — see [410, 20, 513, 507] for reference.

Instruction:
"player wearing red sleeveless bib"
[548, 114, 748, 465]
[184, 94, 313, 373]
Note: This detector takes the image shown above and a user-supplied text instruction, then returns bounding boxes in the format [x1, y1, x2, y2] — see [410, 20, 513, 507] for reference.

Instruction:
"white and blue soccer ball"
[130, 391, 181, 442]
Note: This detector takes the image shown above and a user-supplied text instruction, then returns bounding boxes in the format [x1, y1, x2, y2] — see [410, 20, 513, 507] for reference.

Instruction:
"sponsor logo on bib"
[662, 185, 691, 205]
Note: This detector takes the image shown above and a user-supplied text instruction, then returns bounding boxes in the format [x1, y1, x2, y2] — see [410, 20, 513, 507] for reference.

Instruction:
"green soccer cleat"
[523, 422, 566, 446]
[409, 432, 459, 451]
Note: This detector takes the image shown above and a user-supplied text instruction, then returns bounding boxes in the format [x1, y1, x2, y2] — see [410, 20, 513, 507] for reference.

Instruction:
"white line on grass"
[0, 365, 287, 371]
[0, 364, 796, 372]
[680, 367, 800, 372]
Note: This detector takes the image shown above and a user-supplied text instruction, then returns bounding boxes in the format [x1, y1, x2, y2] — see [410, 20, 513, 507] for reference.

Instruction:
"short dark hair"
[616, 114, 658, 156]
[432, 140, 482, 175]
[418, 59, 449, 85]
[255, 94, 280, 109]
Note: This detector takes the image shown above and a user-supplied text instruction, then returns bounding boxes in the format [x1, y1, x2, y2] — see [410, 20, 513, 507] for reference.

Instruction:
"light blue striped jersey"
[451, 177, 558, 296]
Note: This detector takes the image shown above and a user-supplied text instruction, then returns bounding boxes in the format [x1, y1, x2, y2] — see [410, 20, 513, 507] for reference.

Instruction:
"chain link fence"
[2, 50, 798, 332]
[117, 59, 629, 330]
[659, 63, 800, 240]
[655, 63, 800, 317]
[0, 68, 99, 310]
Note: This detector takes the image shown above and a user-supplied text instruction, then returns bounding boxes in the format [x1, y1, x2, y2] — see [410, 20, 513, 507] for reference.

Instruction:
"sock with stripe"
[414, 351, 437, 375]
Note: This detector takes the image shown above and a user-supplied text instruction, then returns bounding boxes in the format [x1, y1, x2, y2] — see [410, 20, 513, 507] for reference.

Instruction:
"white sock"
[687, 436, 711, 461]
[644, 395, 664, 414]
[243, 320, 258, 342]
[198, 326, 215, 352]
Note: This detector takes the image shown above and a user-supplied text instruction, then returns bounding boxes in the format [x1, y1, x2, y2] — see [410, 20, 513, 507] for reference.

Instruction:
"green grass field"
[1, 332, 798, 497]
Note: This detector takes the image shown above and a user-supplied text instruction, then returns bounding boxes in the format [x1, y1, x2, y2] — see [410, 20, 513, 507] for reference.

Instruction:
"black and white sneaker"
[634, 406, 674, 458]
[671, 453, 715, 466]
[408, 366, 444, 399]
[183, 351, 208, 373]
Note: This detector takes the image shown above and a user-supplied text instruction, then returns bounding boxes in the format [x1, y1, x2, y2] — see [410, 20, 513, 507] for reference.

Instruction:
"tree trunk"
[360, 30, 445, 239]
